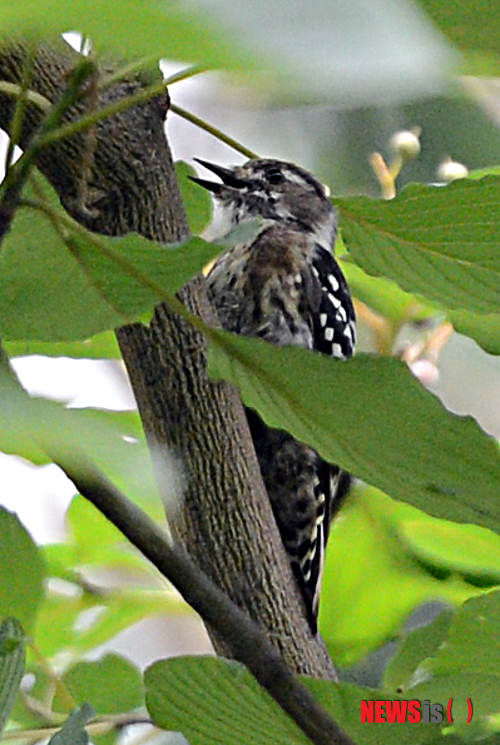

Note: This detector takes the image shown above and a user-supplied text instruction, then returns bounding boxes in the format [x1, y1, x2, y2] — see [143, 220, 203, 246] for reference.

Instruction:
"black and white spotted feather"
[190, 158, 356, 633]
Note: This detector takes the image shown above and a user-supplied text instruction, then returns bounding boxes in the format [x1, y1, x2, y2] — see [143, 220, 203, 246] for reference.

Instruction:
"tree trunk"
[0, 39, 337, 678]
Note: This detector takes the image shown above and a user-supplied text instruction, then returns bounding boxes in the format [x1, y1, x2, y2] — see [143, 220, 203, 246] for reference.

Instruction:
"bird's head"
[190, 158, 336, 244]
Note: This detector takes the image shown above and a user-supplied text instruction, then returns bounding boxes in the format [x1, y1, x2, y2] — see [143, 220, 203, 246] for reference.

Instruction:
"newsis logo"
[361, 699, 473, 724]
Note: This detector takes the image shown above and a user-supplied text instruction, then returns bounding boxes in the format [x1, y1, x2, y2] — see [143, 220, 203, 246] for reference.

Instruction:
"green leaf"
[0, 509, 44, 632]
[34, 581, 177, 659]
[400, 516, 500, 584]
[407, 593, 500, 730]
[48, 703, 94, 745]
[207, 331, 500, 532]
[0, 1, 255, 70]
[63, 592, 177, 654]
[66, 493, 159, 567]
[0, 618, 26, 737]
[418, 0, 500, 59]
[383, 611, 454, 693]
[0, 177, 220, 341]
[336, 177, 500, 315]
[176, 161, 213, 236]
[448, 308, 500, 356]
[341, 258, 437, 327]
[321, 487, 482, 665]
[145, 656, 440, 745]
[54, 654, 143, 714]
[43, 490, 163, 582]
[5, 331, 121, 360]
[0, 378, 162, 510]
[427, 591, 500, 677]
[340, 237, 500, 358]
[146, 656, 310, 745]
[9, 665, 52, 730]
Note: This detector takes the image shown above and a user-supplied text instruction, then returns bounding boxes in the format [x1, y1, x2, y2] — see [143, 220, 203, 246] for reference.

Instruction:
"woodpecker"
[190, 157, 356, 633]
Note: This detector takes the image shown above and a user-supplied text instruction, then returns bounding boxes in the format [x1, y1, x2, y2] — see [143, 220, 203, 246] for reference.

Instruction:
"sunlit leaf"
[448, 308, 500, 356]
[407, 593, 500, 730]
[321, 488, 482, 665]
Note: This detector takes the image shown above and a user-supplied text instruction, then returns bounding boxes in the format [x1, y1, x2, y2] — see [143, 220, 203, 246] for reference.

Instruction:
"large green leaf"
[0, 509, 44, 632]
[0, 1, 255, 69]
[336, 176, 500, 315]
[145, 656, 440, 745]
[341, 258, 437, 327]
[0, 177, 219, 341]
[207, 330, 500, 531]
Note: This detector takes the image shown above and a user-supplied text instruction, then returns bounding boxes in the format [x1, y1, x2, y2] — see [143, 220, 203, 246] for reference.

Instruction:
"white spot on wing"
[328, 274, 339, 291]
[320, 313, 327, 327]
[325, 327, 334, 342]
[333, 343, 344, 357]
[328, 293, 341, 308]
[336, 307, 347, 322]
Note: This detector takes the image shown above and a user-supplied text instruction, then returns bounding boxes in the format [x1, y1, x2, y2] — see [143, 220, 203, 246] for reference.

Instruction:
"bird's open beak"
[188, 158, 249, 193]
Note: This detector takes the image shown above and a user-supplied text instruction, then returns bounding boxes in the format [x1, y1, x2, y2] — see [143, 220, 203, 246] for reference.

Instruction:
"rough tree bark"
[0, 38, 337, 678]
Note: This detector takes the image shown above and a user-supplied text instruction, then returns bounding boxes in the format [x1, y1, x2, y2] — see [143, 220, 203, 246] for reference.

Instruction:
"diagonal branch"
[52, 454, 353, 745]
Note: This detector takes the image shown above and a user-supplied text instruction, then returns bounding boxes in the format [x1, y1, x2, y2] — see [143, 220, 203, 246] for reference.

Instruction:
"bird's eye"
[266, 169, 284, 185]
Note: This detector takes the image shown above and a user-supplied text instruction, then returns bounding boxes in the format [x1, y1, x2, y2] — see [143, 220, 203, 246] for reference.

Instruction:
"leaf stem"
[1, 714, 152, 743]
[0, 82, 51, 112]
[170, 103, 258, 159]
[5, 42, 37, 172]
[0, 57, 95, 245]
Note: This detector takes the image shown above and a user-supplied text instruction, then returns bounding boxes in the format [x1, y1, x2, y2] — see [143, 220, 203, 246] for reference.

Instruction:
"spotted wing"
[309, 246, 356, 359]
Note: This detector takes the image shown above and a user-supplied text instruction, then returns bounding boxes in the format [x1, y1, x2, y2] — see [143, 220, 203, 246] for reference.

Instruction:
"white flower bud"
[437, 158, 469, 183]
[389, 130, 421, 161]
